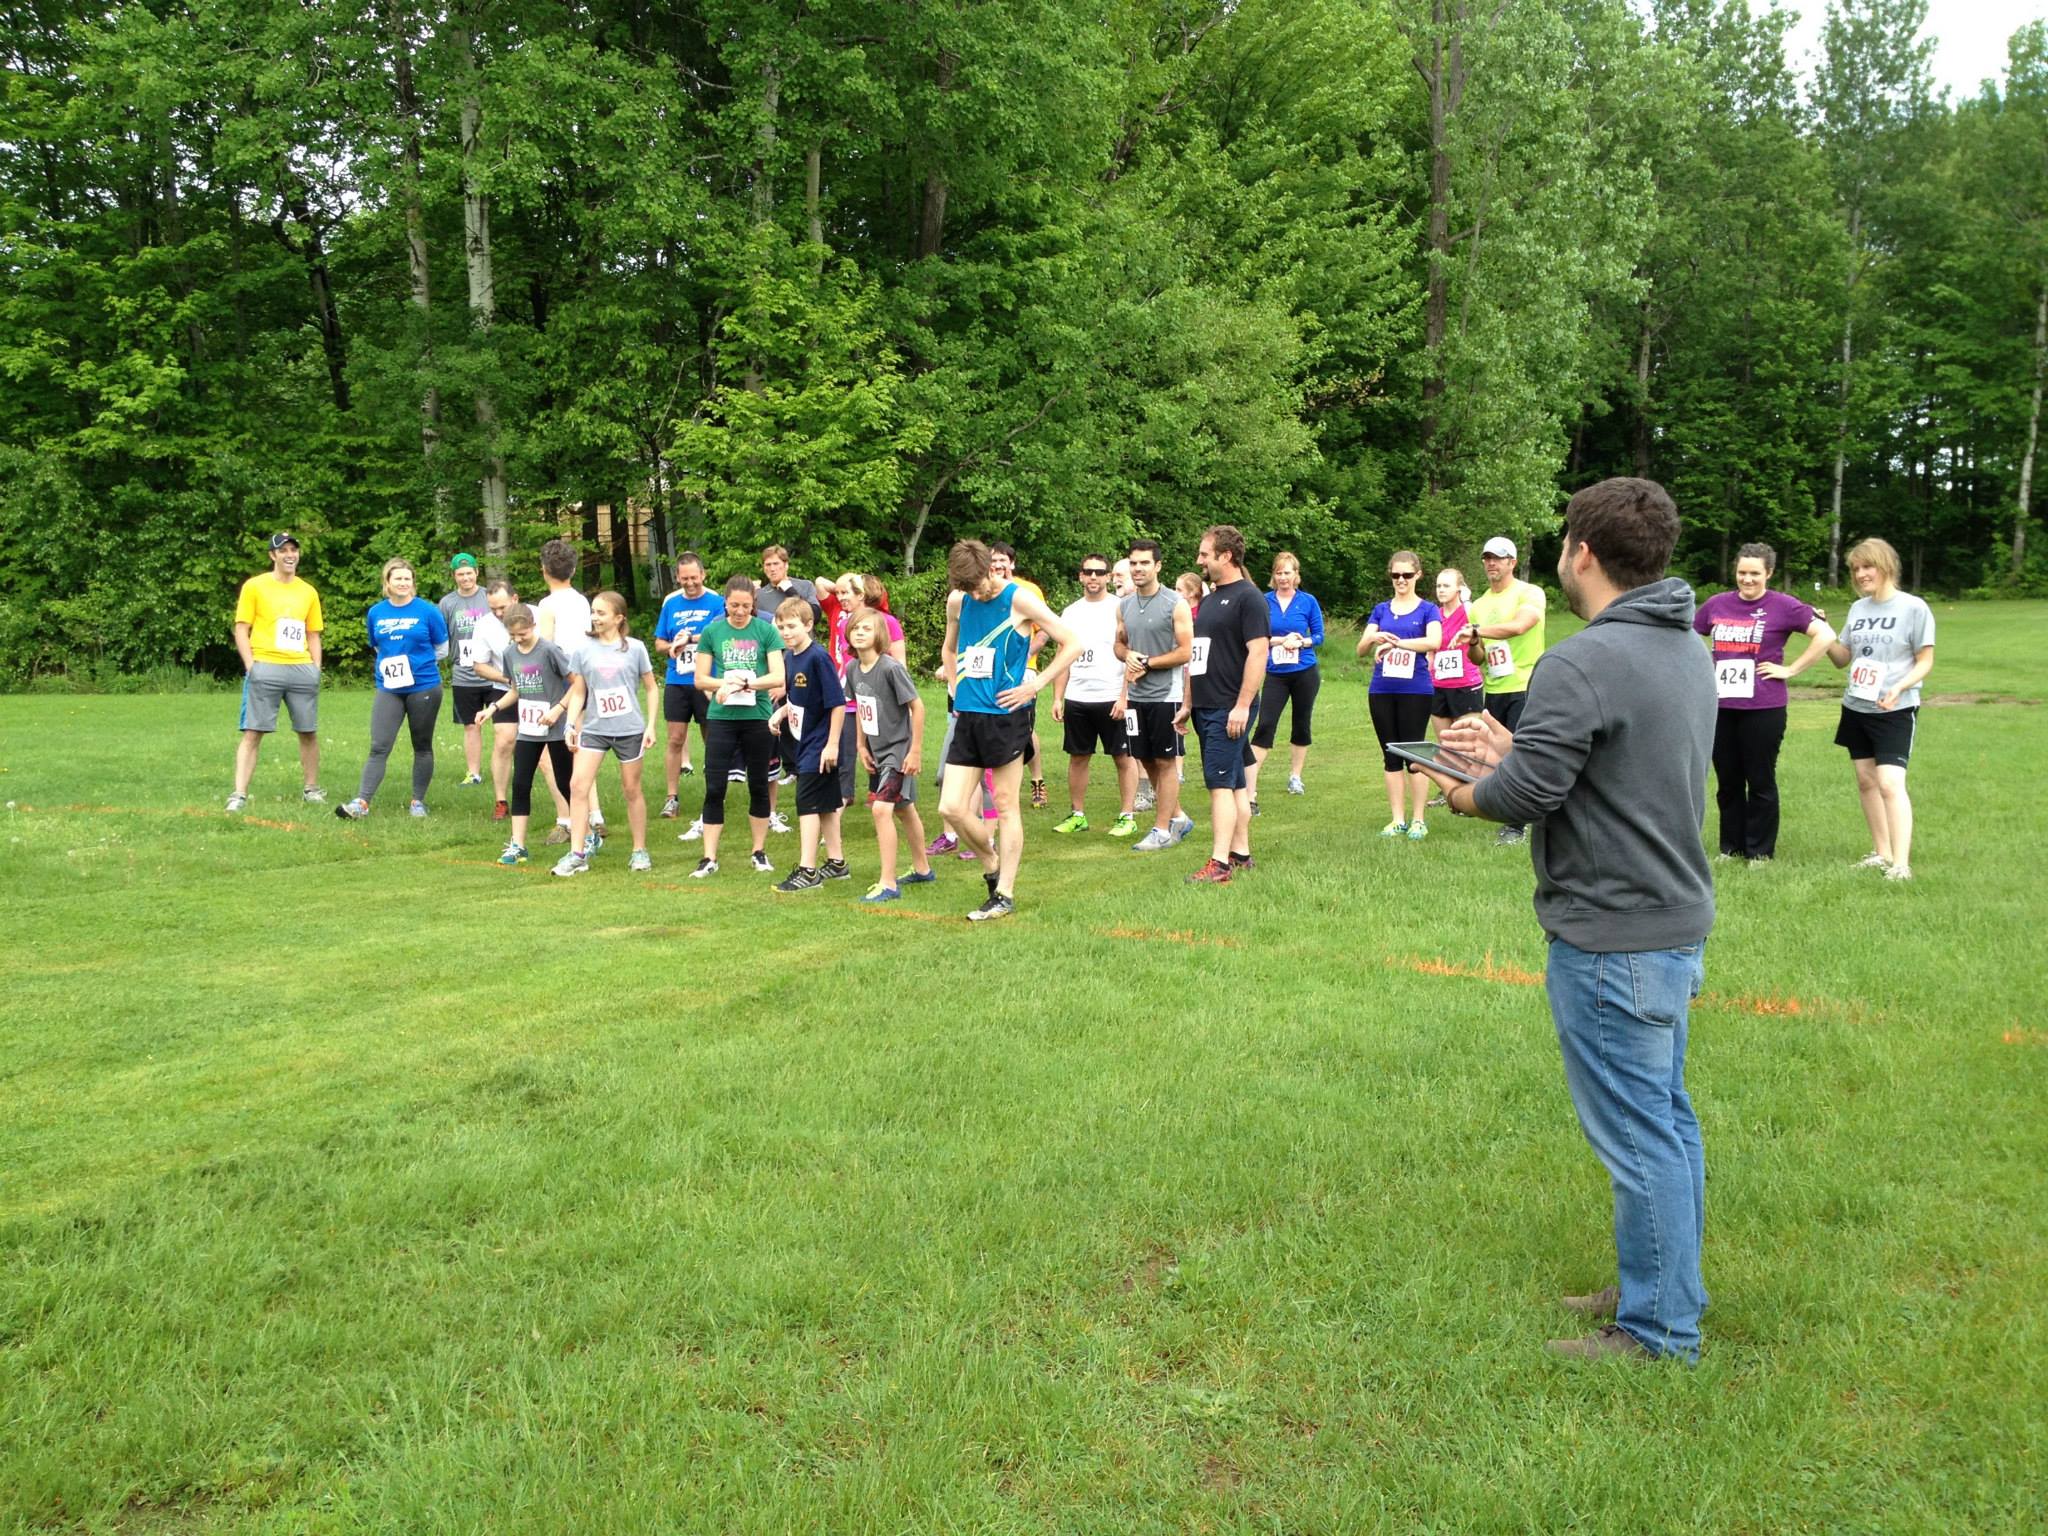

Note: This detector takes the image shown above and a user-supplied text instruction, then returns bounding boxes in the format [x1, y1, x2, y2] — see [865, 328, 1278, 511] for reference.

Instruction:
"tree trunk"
[611, 495, 637, 604]
[1418, 5, 1453, 495]
[1632, 309, 1653, 476]
[752, 57, 779, 227]
[916, 52, 957, 260]
[459, 20, 509, 573]
[387, 5, 444, 521]
[2017, 280, 2046, 576]
[1828, 206, 1861, 588]
[806, 143, 825, 259]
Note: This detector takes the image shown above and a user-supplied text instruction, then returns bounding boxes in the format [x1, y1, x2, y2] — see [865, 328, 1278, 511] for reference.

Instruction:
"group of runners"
[224, 521, 1935, 914]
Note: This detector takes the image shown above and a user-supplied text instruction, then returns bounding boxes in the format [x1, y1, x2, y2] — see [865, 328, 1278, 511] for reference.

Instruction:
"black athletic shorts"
[452, 685, 499, 727]
[1126, 701, 1182, 763]
[795, 770, 842, 817]
[947, 708, 1032, 770]
[1062, 698, 1132, 758]
[1835, 704, 1917, 769]
[664, 681, 710, 727]
[1432, 683, 1487, 720]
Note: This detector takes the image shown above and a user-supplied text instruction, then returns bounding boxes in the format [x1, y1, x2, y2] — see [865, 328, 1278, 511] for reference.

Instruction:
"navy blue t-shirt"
[782, 640, 846, 772]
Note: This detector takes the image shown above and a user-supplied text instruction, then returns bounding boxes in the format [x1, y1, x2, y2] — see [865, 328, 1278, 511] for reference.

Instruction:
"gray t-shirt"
[1838, 592, 1935, 713]
[499, 639, 575, 742]
[439, 588, 495, 687]
[1119, 588, 1188, 704]
[850, 654, 921, 772]
[575, 638, 654, 738]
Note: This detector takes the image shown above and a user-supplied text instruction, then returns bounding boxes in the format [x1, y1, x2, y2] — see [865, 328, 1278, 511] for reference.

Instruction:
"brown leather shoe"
[1546, 1323, 1652, 1361]
[1561, 1284, 1619, 1318]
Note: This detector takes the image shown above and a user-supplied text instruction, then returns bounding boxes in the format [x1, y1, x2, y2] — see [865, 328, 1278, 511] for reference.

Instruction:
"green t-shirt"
[1468, 578, 1546, 695]
[699, 617, 784, 721]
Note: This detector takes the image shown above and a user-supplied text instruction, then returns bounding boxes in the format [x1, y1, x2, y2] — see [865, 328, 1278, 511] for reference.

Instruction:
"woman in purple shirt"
[1691, 541, 1836, 860]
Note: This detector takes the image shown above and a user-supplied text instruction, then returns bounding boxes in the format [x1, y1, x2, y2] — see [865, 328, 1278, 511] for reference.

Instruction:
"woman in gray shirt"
[1825, 537, 1935, 881]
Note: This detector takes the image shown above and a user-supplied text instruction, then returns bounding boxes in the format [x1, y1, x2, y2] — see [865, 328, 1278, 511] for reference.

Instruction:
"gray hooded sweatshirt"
[1471, 577, 1715, 953]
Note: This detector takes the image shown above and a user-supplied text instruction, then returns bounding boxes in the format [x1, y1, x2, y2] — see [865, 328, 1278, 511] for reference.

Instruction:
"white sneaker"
[1168, 814, 1195, 844]
[1855, 852, 1890, 870]
[550, 852, 588, 879]
[679, 818, 704, 842]
[1134, 783, 1156, 812]
[300, 787, 326, 805]
[1286, 775, 1305, 795]
[750, 850, 774, 873]
[689, 857, 719, 879]
[1131, 828, 1171, 852]
[1883, 863, 1913, 882]
[224, 793, 248, 812]
[768, 811, 792, 835]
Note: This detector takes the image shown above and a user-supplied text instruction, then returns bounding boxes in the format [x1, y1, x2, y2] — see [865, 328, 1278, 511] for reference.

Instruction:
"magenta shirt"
[1432, 603, 1482, 691]
[1692, 588, 1817, 711]
[832, 609, 902, 710]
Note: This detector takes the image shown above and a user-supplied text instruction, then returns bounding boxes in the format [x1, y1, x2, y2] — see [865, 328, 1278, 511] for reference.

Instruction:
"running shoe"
[1185, 858, 1232, 884]
[1495, 826, 1527, 847]
[1052, 811, 1088, 834]
[1107, 813, 1138, 838]
[1030, 778, 1048, 809]
[498, 842, 528, 866]
[545, 823, 572, 845]
[679, 763, 695, 778]
[550, 851, 588, 879]
[1286, 775, 1305, 796]
[301, 787, 326, 805]
[1168, 814, 1196, 844]
[1379, 820, 1406, 837]
[820, 858, 851, 882]
[967, 893, 1015, 922]
[628, 849, 652, 872]
[984, 869, 1000, 900]
[1406, 821, 1429, 841]
[768, 811, 792, 836]
[775, 866, 824, 892]
[1883, 863, 1913, 882]
[689, 857, 719, 879]
[225, 793, 248, 813]
[334, 798, 370, 821]
[590, 816, 606, 835]
[660, 795, 680, 819]
[901, 868, 937, 885]
[1855, 852, 1890, 870]
[957, 840, 982, 860]
[1250, 800, 1260, 817]
[460, 773, 484, 787]
[925, 831, 957, 856]
[1131, 828, 1171, 852]
[1135, 781, 1156, 812]
[1428, 793, 1448, 808]
[862, 882, 901, 903]
[409, 800, 428, 819]
[750, 849, 774, 873]
[492, 799, 509, 821]
[1228, 851, 1255, 872]
[679, 818, 704, 842]
[582, 829, 603, 857]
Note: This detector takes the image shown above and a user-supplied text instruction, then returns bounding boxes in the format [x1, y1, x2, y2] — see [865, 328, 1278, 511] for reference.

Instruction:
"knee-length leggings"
[357, 686, 443, 802]
[702, 718, 773, 825]
[1252, 667, 1321, 749]
[509, 737, 575, 817]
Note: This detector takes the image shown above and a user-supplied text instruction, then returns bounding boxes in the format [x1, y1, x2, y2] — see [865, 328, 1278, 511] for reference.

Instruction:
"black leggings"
[702, 718, 773, 825]
[509, 737, 574, 818]
[1252, 667, 1321, 749]
[1711, 706, 1787, 859]
[1367, 691, 1433, 773]
[358, 686, 443, 802]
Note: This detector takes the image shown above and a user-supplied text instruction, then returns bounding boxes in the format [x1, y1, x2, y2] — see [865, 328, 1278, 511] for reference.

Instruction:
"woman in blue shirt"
[1245, 551, 1325, 810]
[336, 557, 449, 820]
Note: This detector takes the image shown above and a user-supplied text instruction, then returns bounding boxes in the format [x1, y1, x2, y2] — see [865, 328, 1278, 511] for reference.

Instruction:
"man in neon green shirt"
[1466, 535, 1546, 846]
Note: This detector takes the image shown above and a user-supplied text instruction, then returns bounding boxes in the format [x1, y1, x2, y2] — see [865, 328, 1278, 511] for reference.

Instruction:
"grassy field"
[3, 600, 2044, 1533]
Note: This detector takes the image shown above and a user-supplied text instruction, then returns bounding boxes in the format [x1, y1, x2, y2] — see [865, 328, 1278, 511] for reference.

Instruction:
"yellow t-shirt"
[1468, 578, 1545, 695]
[235, 574, 324, 665]
[1015, 578, 1046, 671]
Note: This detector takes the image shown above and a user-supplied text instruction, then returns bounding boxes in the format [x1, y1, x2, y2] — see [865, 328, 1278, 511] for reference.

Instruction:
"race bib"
[379, 653, 415, 690]
[274, 617, 308, 655]
[1848, 656, 1884, 702]
[1189, 637, 1211, 677]
[1484, 641, 1515, 681]
[788, 703, 805, 741]
[725, 669, 756, 708]
[1272, 641, 1300, 667]
[960, 646, 995, 681]
[1380, 646, 1416, 681]
[1125, 709, 1139, 737]
[679, 637, 698, 672]
[857, 694, 880, 737]
[1432, 646, 1465, 683]
[517, 699, 550, 737]
[592, 684, 633, 720]
[1715, 658, 1755, 700]
[457, 638, 479, 669]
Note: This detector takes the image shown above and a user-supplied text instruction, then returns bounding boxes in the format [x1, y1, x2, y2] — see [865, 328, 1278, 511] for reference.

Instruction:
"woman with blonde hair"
[1824, 537, 1935, 880]
[1245, 550, 1325, 807]
[336, 557, 450, 821]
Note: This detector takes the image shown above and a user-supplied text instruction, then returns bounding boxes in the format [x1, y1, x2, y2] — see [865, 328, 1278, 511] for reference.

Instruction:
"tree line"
[1, 0, 2043, 681]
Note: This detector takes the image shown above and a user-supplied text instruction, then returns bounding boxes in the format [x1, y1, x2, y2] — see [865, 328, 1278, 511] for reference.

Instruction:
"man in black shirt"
[1187, 524, 1269, 883]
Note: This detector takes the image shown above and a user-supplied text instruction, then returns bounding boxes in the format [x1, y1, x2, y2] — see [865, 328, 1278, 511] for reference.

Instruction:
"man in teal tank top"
[937, 539, 1083, 922]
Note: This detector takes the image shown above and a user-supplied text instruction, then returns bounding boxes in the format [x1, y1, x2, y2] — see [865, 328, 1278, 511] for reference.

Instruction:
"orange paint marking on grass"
[13, 802, 304, 832]
[1389, 951, 1546, 987]
[858, 905, 958, 924]
[2003, 1027, 2048, 1047]
[1702, 991, 1808, 1017]
[1099, 925, 1244, 949]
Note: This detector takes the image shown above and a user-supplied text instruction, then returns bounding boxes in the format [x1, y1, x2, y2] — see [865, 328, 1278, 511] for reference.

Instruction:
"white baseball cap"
[1481, 536, 1517, 559]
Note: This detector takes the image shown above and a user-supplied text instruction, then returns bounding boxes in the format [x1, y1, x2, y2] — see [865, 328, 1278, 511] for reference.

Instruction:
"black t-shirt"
[1191, 577, 1270, 710]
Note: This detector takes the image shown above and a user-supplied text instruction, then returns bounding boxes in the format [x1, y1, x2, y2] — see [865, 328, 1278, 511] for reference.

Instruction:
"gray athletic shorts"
[577, 729, 647, 764]
[240, 662, 320, 734]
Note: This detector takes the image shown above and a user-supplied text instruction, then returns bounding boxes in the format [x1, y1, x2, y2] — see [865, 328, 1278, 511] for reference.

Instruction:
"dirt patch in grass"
[1784, 687, 2036, 706]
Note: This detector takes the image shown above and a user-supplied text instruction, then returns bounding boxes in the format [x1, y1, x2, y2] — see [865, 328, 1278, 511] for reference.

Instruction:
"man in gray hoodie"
[1419, 477, 1715, 1363]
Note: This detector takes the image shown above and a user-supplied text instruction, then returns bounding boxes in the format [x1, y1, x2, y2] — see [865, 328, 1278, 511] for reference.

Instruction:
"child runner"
[849, 611, 936, 901]
[552, 591, 658, 877]
[336, 557, 449, 821]
[691, 577, 787, 877]
[769, 596, 850, 891]
[480, 603, 575, 865]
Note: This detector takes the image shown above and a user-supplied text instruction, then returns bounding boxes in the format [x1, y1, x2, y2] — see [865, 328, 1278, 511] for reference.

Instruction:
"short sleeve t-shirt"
[1692, 589, 1819, 711]
[699, 617, 784, 721]
[535, 587, 593, 667]
[1190, 577, 1270, 711]
[1367, 599, 1442, 696]
[470, 612, 510, 676]
[365, 598, 447, 693]
[831, 610, 903, 711]
[1059, 597, 1125, 704]
[1119, 589, 1187, 704]
[235, 574, 324, 665]
[438, 588, 495, 687]
[655, 589, 725, 684]
[1468, 579, 1547, 696]
[1838, 592, 1935, 713]
[1432, 602, 1482, 690]
[500, 639, 575, 741]
[576, 637, 653, 737]
[765, 577, 822, 623]
[781, 641, 847, 772]
[852, 654, 921, 771]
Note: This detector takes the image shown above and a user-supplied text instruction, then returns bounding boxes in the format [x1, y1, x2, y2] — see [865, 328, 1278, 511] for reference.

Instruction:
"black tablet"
[1386, 741, 1489, 783]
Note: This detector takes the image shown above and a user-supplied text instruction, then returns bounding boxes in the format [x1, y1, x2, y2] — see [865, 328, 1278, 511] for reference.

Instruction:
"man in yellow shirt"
[227, 533, 326, 811]
[1466, 534, 1547, 846]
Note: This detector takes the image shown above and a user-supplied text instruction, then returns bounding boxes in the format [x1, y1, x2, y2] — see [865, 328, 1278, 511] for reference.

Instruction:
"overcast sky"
[1778, 0, 2043, 101]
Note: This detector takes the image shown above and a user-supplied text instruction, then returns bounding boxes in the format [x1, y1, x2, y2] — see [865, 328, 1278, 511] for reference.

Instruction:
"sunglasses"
[1389, 571, 1418, 580]
[1080, 567, 1109, 577]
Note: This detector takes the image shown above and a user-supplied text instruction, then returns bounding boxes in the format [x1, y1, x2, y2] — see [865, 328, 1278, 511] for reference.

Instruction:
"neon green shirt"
[1468, 579, 1546, 695]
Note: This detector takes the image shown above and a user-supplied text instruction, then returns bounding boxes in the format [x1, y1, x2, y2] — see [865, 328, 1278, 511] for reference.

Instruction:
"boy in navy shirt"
[768, 597, 849, 891]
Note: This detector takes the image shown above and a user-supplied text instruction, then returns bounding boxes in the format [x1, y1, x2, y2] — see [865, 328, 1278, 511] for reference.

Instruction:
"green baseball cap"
[450, 552, 478, 570]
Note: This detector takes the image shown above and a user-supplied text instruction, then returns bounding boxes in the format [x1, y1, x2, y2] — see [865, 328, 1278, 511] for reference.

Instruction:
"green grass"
[3, 601, 2044, 1533]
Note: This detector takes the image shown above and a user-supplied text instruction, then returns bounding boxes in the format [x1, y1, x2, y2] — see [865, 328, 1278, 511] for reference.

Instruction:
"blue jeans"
[1546, 936, 1708, 1361]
